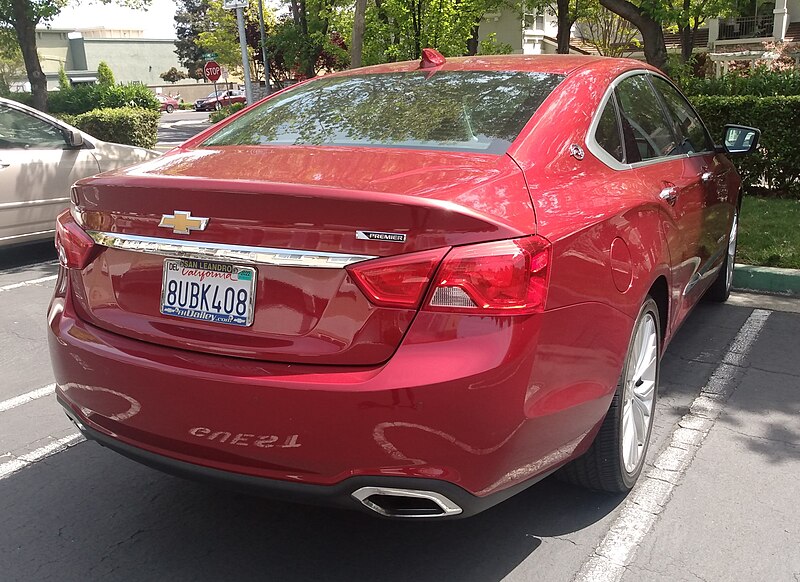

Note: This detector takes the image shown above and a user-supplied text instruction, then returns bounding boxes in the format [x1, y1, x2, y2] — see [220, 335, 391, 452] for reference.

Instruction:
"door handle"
[659, 185, 678, 205]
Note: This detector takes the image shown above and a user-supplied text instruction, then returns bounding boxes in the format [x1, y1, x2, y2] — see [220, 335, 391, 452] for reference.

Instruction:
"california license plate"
[160, 259, 256, 326]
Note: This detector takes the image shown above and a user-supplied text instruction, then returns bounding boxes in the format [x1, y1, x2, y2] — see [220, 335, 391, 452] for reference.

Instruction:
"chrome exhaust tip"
[351, 486, 463, 518]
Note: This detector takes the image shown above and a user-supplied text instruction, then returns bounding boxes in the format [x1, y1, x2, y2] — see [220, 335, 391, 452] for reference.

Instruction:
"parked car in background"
[50, 54, 758, 519]
[0, 97, 159, 248]
[195, 89, 246, 111]
[156, 94, 179, 113]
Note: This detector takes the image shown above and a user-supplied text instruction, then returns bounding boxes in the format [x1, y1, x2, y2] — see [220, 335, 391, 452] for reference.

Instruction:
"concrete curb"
[733, 264, 800, 296]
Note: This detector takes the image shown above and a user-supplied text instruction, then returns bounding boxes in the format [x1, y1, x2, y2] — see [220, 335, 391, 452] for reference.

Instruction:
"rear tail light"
[349, 236, 551, 314]
[347, 248, 448, 308]
[426, 236, 551, 314]
[55, 209, 96, 269]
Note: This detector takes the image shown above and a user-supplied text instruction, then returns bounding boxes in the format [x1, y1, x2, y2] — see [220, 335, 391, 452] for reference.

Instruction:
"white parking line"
[573, 308, 771, 582]
[0, 274, 57, 293]
[0, 433, 85, 480]
[0, 384, 55, 413]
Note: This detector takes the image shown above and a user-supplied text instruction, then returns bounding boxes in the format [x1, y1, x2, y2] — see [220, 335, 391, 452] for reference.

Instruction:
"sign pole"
[257, 0, 271, 95]
[235, 6, 254, 105]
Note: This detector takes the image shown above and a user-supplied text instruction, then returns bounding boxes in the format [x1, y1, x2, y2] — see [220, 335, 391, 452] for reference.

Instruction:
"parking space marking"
[0, 384, 55, 413]
[573, 308, 771, 582]
[0, 433, 84, 481]
[0, 275, 57, 293]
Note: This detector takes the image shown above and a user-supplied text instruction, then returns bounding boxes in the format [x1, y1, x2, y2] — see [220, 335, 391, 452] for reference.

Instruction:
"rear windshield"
[202, 71, 564, 154]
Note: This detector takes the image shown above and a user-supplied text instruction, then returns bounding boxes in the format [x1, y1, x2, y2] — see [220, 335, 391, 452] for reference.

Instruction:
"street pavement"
[156, 110, 212, 152]
[0, 241, 798, 581]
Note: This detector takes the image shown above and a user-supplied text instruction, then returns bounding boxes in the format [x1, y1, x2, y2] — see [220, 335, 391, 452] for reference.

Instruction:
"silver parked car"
[0, 97, 159, 248]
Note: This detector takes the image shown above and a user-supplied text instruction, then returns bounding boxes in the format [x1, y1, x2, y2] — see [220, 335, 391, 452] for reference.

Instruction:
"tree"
[668, 0, 733, 63]
[351, 0, 368, 68]
[526, 0, 590, 54]
[0, 0, 152, 112]
[160, 66, 187, 83]
[97, 61, 115, 85]
[576, 2, 639, 56]
[0, 28, 24, 96]
[174, 0, 211, 81]
[597, 0, 668, 70]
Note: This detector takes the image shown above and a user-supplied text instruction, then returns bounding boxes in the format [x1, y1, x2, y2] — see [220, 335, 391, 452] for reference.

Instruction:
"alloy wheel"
[621, 312, 658, 474]
[725, 212, 738, 292]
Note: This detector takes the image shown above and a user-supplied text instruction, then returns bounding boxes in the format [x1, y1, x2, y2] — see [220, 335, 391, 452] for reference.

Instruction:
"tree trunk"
[351, 0, 368, 68]
[11, 0, 47, 111]
[556, 0, 572, 54]
[680, 25, 692, 63]
[599, 0, 668, 71]
[466, 21, 480, 55]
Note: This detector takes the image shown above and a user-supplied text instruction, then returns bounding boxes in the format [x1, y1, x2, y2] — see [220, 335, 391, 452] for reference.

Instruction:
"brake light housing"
[426, 236, 551, 315]
[55, 209, 96, 269]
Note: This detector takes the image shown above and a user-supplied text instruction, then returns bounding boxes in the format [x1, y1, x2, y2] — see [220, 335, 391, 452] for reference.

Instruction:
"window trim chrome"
[586, 70, 715, 171]
[87, 231, 377, 269]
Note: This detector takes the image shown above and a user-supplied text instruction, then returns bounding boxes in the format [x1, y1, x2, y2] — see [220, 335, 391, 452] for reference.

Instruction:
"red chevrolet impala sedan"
[49, 53, 758, 518]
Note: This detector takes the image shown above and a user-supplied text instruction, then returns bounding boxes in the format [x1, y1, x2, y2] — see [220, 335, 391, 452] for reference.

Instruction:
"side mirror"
[65, 129, 84, 148]
[717, 124, 760, 156]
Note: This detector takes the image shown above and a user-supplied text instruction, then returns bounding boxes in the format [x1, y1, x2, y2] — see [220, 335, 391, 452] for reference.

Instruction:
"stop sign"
[203, 60, 222, 83]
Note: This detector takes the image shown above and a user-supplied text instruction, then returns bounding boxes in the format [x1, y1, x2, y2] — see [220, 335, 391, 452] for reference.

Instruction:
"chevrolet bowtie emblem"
[159, 211, 209, 235]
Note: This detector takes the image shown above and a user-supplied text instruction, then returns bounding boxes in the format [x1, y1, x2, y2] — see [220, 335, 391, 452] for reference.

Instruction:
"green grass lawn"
[738, 196, 800, 269]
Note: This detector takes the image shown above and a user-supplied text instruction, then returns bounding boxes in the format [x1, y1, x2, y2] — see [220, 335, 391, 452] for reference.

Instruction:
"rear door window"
[614, 75, 680, 163]
[595, 96, 624, 163]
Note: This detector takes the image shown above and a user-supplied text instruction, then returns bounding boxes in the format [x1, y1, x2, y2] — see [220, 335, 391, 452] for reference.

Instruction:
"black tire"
[705, 209, 739, 303]
[166, 104, 174, 113]
[559, 296, 660, 492]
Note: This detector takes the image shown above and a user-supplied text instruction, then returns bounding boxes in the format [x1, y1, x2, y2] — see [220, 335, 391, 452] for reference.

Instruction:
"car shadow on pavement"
[0, 241, 57, 272]
[0, 443, 626, 582]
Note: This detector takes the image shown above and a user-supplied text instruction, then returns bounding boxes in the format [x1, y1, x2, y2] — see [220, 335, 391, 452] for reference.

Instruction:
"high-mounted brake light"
[55, 209, 96, 269]
[426, 236, 551, 314]
[347, 248, 448, 309]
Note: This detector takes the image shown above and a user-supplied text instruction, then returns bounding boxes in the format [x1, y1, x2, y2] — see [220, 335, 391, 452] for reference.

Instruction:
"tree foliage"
[97, 61, 115, 85]
[160, 66, 187, 83]
[174, 0, 211, 80]
[0, 27, 24, 96]
[0, 0, 152, 111]
[575, 1, 639, 56]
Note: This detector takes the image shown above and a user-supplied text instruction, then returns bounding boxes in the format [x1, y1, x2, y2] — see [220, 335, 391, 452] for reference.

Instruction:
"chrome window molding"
[88, 231, 377, 268]
[585, 70, 715, 172]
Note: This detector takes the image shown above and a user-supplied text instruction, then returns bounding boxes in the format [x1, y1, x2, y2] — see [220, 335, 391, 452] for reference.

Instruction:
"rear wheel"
[705, 209, 738, 302]
[166, 104, 174, 113]
[560, 297, 660, 492]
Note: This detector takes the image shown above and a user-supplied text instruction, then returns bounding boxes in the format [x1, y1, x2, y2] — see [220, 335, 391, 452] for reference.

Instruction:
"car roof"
[335, 55, 655, 78]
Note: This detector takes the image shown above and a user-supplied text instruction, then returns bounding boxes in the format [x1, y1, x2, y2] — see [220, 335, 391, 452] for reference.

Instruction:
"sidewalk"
[620, 307, 800, 581]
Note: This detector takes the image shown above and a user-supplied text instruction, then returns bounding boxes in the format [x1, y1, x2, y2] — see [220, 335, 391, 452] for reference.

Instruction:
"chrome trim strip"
[0, 197, 70, 210]
[88, 231, 377, 268]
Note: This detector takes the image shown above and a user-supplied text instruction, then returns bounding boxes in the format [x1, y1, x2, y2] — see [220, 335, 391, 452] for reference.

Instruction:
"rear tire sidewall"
[166, 104, 174, 113]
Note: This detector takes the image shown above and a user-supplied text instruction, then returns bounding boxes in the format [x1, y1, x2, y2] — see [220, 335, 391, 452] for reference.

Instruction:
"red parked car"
[49, 53, 758, 519]
[155, 94, 179, 113]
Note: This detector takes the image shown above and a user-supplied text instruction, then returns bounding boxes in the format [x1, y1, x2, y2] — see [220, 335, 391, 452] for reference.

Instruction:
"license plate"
[160, 259, 256, 326]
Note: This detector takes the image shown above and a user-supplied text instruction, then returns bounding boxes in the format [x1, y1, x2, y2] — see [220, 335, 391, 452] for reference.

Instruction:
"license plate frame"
[160, 258, 256, 327]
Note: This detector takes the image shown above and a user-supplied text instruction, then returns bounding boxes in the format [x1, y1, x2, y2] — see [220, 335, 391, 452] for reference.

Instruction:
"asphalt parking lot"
[1, 242, 798, 581]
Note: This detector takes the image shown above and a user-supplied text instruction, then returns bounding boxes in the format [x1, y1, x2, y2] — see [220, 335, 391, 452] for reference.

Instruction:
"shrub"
[69, 107, 160, 148]
[209, 102, 245, 123]
[682, 67, 800, 97]
[46, 83, 160, 115]
[692, 95, 800, 197]
[97, 61, 115, 86]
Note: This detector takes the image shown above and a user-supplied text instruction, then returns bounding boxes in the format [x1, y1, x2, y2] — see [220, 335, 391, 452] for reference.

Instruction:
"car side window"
[0, 104, 67, 150]
[651, 77, 714, 154]
[614, 75, 679, 163]
[595, 96, 624, 163]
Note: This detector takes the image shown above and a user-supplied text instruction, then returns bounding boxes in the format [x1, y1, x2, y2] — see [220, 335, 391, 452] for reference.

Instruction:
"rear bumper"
[48, 271, 629, 516]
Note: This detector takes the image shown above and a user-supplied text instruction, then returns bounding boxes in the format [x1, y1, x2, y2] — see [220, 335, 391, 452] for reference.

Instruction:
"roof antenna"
[420, 48, 446, 69]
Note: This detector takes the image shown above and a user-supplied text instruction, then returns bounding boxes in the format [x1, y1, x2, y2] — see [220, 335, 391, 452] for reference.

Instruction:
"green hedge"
[209, 102, 245, 123]
[692, 95, 800, 198]
[10, 84, 160, 115]
[682, 69, 800, 97]
[66, 107, 160, 149]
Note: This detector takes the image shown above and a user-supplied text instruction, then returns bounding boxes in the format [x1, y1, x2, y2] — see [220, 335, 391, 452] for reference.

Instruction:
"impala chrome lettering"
[189, 427, 301, 448]
[159, 210, 209, 235]
[356, 230, 407, 243]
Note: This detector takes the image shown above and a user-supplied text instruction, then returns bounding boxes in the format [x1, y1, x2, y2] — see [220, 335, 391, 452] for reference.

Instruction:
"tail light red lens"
[347, 248, 448, 308]
[426, 236, 551, 314]
[55, 209, 96, 269]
